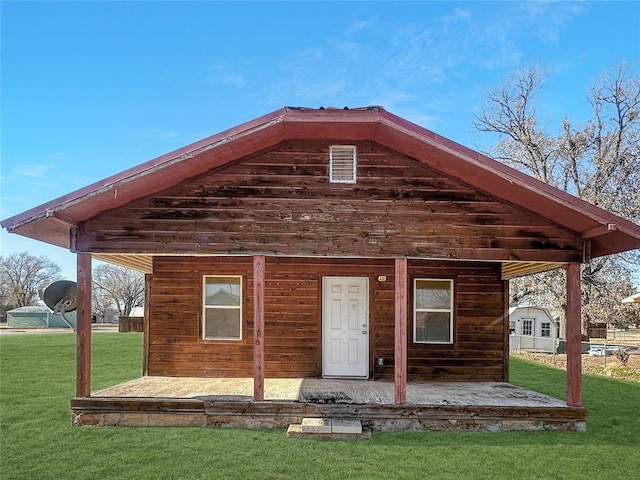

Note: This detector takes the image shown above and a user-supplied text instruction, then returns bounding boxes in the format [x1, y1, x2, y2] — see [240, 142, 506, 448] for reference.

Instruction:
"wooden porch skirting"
[71, 378, 587, 432]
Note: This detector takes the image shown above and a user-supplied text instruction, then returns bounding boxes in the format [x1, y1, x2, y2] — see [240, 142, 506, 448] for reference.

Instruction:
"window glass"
[415, 312, 451, 343]
[203, 276, 242, 340]
[414, 279, 453, 344]
[415, 280, 451, 309]
[204, 309, 241, 338]
[205, 277, 240, 306]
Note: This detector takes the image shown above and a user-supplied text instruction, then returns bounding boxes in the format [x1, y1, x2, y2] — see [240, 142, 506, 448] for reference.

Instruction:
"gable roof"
[3, 106, 640, 261]
[508, 306, 558, 327]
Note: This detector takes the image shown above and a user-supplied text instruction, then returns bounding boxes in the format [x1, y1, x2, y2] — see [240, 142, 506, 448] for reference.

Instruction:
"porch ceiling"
[93, 253, 153, 273]
[93, 253, 562, 280]
[501, 261, 564, 280]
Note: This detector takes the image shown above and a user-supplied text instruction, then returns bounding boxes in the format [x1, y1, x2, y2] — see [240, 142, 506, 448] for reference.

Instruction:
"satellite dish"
[42, 280, 78, 332]
[42, 280, 77, 313]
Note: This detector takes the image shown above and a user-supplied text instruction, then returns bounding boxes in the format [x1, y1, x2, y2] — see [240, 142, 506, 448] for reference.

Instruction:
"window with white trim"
[414, 279, 454, 344]
[541, 322, 551, 337]
[329, 145, 357, 183]
[203, 276, 242, 340]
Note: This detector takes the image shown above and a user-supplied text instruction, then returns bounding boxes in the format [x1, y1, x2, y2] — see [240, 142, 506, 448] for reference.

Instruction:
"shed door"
[322, 277, 369, 378]
[521, 318, 535, 349]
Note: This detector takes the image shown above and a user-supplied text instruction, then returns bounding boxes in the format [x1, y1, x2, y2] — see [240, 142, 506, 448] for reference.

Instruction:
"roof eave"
[375, 109, 640, 257]
[1, 108, 291, 237]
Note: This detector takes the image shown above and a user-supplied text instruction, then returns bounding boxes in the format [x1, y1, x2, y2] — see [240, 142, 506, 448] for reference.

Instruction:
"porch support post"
[76, 253, 92, 398]
[566, 262, 582, 407]
[143, 273, 151, 376]
[253, 255, 265, 402]
[394, 258, 408, 405]
[502, 280, 510, 382]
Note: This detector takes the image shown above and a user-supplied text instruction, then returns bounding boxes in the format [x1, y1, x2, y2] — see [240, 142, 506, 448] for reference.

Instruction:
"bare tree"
[0, 252, 62, 314]
[92, 264, 144, 318]
[475, 63, 640, 335]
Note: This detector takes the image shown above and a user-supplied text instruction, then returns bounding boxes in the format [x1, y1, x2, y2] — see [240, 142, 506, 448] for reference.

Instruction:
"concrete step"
[287, 418, 370, 440]
[330, 418, 362, 434]
[301, 417, 332, 433]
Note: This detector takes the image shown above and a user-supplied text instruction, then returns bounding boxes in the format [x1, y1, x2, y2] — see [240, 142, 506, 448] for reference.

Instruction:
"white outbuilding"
[509, 306, 559, 353]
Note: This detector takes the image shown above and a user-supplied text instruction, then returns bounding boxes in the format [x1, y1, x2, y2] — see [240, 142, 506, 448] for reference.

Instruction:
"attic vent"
[329, 145, 357, 183]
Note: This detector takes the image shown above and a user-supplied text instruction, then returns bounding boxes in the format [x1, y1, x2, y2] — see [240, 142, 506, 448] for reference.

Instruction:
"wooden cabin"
[3, 106, 640, 431]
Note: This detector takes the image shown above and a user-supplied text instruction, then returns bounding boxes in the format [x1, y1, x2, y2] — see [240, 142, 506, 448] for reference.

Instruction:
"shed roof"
[3, 106, 640, 263]
[7, 306, 49, 314]
[508, 306, 558, 325]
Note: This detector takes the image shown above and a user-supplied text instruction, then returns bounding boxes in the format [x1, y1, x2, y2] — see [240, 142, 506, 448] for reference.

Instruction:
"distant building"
[6, 306, 76, 328]
[509, 306, 559, 353]
[128, 306, 145, 317]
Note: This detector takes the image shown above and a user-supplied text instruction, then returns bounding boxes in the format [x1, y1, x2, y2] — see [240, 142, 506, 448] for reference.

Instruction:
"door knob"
[362, 330, 367, 335]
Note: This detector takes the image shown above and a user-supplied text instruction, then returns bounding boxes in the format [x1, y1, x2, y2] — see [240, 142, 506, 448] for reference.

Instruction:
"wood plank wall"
[148, 257, 505, 382]
[77, 141, 583, 263]
[148, 258, 254, 377]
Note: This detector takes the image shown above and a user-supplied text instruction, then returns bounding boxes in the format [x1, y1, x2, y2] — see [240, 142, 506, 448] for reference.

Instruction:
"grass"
[1, 333, 639, 480]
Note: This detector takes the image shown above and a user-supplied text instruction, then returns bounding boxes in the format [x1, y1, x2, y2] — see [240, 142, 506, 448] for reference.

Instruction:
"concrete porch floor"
[93, 376, 567, 408]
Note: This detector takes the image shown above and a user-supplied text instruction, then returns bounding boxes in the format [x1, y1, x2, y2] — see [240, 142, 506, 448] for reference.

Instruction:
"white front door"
[322, 277, 369, 378]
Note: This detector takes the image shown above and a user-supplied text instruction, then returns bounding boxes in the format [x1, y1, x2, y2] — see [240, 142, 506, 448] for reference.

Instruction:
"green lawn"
[1, 333, 639, 480]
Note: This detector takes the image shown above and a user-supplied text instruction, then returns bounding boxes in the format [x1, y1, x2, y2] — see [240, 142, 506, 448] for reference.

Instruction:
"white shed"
[509, 306, 559, 353]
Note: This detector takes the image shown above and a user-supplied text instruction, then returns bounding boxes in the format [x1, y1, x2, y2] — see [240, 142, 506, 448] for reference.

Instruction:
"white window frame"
[413, 278, 454, 344]
[329, 145, 357, 183]
[202, 275, 242, 340]
[540, 322, 551, 338]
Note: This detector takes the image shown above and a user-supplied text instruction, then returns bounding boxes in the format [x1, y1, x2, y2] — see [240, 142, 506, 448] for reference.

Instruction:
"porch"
[71, 377, 587, 432]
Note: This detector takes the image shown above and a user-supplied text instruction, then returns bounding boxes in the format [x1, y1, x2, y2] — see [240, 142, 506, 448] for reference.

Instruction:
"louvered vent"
[329, 145, 357, 183]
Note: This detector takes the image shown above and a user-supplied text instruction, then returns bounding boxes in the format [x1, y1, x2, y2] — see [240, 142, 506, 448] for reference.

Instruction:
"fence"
[509, 334, 556, 353]
[118, 316, 144, 333]
[510, 333, 640, 382]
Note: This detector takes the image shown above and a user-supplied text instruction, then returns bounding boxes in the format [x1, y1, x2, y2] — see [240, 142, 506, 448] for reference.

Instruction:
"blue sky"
[1, 1, 639, 280]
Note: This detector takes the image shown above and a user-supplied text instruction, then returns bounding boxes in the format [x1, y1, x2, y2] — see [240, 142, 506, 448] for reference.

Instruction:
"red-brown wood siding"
[76, 141, 583, 263]
[147, 257, 254, 377]
[76, 254, 92, 397]
[147, 257, 506, 382]
[394, 258, 408, 403]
